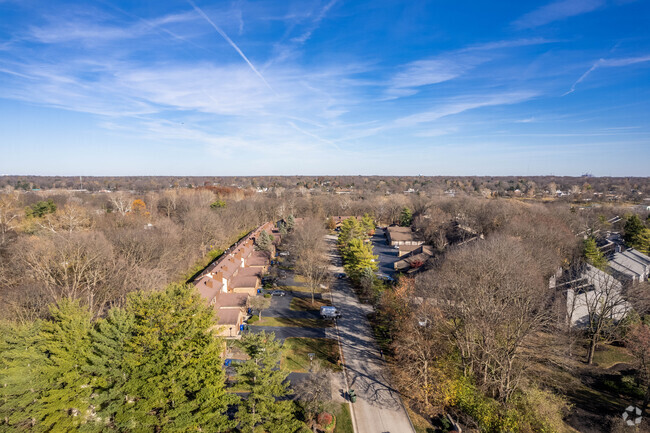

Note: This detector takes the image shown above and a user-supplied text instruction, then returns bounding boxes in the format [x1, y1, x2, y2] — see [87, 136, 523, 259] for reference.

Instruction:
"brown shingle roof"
[215, 308, 242, 325]
[230, 275, 259, 289]
[247, 251, 270, 267]
[236, 267, 262, 278]
[214, 292, 248, 309]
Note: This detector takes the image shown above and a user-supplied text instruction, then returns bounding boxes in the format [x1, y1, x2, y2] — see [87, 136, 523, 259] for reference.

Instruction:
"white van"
[320, 306, 341, 319]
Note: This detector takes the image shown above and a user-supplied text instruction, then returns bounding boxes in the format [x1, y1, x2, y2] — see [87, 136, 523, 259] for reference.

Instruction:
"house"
[551, 264, 630, 328]
[385, 226, 424, 247]
[609, 248, 650, 283]
[212, 293, 249, 338]
[394, 245, 435, 272]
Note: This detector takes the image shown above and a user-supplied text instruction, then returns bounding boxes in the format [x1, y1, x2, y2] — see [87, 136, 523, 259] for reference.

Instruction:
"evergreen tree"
[235, 332, 302, 433]
[584, 237, 607, 270]
[361, 213, 375, 236]
[256, 230, 273, 252]
[338, 217, 365, 249]
[624, 214, 646, 245]
[399, 207, 413, 227]
[343, 238, 378, 279]
[635, 228, 650, 255]
[0, 321, 44, 430]
[108, 284, 234, 432]
[86, 307, 135, 431]
[35, 300, 93, 432]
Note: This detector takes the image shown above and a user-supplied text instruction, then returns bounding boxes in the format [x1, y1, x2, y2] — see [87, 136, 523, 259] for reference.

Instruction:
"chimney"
[206, 279, 214, 288]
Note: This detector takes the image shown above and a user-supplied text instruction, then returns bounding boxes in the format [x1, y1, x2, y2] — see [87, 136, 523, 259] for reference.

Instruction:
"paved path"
[326, 235, 415, 433]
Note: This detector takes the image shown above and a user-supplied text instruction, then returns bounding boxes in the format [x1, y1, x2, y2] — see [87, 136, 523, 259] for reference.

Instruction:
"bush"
[317, 412, 336, 431]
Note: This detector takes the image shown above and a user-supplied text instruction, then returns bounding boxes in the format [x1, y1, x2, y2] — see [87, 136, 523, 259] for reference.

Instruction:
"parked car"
[337, 273, 346, 279]
[270, 290, 286, 297]
[320, 306, 341, 319]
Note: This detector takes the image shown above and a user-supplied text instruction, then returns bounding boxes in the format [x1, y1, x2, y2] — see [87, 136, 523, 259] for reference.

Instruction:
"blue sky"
[0, 0, 649, 176]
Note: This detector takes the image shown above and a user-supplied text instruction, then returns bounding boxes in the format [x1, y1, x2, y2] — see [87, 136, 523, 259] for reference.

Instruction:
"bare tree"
[288, 218, 330, 304]
[249, 295, 271, 320]
[0, 190, 20, 248]
[109, 192, 132, 216]
[417, 235, 551, 401]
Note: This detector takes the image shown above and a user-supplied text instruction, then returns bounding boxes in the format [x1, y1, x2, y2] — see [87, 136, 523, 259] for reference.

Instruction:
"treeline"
[3, 175, 650, 203]
[0, 285, 303, 432]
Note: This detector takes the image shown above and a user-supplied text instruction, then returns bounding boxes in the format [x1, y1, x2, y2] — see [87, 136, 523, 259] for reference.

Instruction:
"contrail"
[187, 0, 274, 92]
[288, 121, 341, 151]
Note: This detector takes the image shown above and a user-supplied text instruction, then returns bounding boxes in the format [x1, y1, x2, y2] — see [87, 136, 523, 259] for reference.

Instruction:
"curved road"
[326, 235, 415, 433]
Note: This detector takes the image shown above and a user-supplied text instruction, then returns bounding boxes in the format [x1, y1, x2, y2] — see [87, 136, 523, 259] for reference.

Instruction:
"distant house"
[609, 248, 650, 283]
[385, 226, 424, 247]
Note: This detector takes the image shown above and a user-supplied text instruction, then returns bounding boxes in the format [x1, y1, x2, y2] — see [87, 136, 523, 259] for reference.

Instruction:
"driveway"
[326, 234, 415, 433]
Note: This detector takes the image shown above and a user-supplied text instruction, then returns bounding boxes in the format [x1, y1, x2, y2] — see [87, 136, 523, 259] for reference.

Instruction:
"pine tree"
[109, 284, 234, 432]
[85, 307, 135, 430]
[624, 214, 646, 245]
[584, 237, 607, 270]
[343, 238, 378, 279]
[256, 230, 273, 252]
[35, 300, 93, 432]
[361, 213, 375, 236]
[235, 332, 302, 433]
[399, 207, 413, 227]
[0, 321, 44, 430]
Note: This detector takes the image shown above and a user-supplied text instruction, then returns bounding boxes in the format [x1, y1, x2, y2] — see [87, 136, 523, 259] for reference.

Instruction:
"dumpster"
[349, 389, 356, 403]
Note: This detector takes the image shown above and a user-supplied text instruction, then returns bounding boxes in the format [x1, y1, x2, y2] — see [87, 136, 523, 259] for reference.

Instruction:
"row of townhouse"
[193, 221, 281, 338]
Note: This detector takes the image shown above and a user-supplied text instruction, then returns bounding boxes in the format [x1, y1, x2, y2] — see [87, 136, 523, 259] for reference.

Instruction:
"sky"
[0, 0, 649, 176]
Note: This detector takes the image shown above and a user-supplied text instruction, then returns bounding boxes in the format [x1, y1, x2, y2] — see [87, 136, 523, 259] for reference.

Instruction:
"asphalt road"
[326, 234, 415, 433]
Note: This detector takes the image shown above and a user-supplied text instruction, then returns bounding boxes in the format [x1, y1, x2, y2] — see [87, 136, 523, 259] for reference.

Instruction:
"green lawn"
[282, 337, 341, 372]
[250, 316, 332, 328]
[333, 403, 353, 433]
[290, 297, 332, 311]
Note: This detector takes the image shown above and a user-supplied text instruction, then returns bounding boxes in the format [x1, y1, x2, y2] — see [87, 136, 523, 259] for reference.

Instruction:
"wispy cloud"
[564, 54, 650, 95]
[187, 0, 274, 92]
[394, 92, 538, 127]
[513, 0, 605, 29]
[384, 38, 555, 100]
[291, 0, 339, 44]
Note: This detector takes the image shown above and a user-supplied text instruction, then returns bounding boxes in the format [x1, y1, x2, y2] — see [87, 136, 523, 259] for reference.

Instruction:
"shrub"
[317, 412, 336, 431]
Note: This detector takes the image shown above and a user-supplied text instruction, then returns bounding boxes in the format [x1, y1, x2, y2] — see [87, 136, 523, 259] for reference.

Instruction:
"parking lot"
[370, 227, 398, 279]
